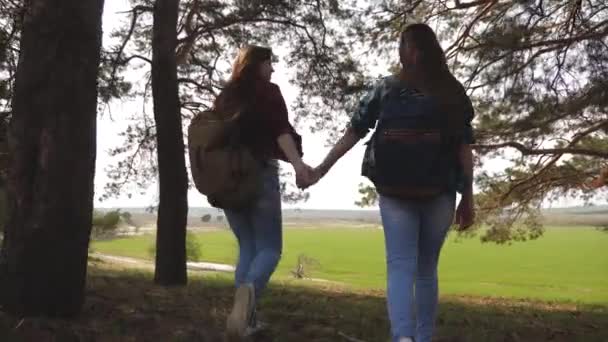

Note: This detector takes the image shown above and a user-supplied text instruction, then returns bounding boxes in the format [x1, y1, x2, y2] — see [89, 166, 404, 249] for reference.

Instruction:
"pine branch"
[464, 20, 608, 52]
[453, 0, 493, 10]
[474, 143, 608, 159]
[177, 77, 216, 94]
[107, 5, 153, 96]
[104, 126, 156, 199]
[584, 167, 608, 189]
[446, 0, 499, 55]
[122, 54, 153, 65]
[475, 119, 608, 159]
[482, 119, 608, 204]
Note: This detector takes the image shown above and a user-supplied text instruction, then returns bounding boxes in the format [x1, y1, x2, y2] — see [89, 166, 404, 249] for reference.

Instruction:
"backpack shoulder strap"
[377, 75, 421, 124]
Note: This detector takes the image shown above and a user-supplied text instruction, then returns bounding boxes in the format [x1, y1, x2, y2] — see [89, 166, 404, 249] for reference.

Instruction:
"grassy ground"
[92, 226, 608, 305]
[1, 260, 606, 342]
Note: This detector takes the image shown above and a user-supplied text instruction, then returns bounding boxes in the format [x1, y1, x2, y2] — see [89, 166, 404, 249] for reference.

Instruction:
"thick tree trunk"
[152, 0, 188, 285]
[0, 0, 103, 316]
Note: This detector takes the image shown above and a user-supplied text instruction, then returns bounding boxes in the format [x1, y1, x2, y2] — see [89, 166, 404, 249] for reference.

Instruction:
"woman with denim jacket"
[303, 24, 475, 342]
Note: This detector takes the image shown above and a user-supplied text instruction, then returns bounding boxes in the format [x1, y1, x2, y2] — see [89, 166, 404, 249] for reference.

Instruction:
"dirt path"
[89, 253, 345, 286]
[89, 253, 236, 272]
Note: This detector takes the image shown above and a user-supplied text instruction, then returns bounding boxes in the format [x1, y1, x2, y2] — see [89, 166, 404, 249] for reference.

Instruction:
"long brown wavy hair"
[400, 24, 470, 130]
[214, 45, 273, 113]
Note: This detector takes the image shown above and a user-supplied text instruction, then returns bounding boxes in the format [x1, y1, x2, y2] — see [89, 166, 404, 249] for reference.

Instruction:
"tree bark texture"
[0, 0, 104, 317]
[152, 0, 188, 285]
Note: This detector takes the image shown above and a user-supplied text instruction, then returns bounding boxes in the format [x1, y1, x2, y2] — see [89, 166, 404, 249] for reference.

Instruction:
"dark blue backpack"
[362, 79, 462, 199]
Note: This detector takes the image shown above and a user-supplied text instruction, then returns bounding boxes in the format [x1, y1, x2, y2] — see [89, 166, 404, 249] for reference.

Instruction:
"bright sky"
[95, 2, 589, 210]
[96, 2, 371, 210]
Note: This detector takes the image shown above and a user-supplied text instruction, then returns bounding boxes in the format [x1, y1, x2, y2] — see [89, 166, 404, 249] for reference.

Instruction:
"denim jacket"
[350, 75, 475, 193]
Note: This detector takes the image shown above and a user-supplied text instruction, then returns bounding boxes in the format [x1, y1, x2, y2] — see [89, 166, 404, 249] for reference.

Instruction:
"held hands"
[293, 161, 315, 190]
[293, 161, 326, 190]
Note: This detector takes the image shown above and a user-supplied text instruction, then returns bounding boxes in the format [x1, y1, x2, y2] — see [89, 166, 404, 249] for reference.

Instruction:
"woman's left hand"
[293, 161, 314, 189]
[455, 195, 475, 230]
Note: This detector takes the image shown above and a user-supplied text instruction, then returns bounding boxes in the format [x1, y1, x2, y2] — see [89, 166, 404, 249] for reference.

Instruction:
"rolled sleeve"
[264, 83, 293, 138]
[260, 83, 303, 158]
[350, 78, 384, 138]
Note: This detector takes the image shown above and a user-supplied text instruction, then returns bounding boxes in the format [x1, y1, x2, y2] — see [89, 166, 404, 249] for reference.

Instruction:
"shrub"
[92, 210, 121, 230]
[290, 253, 321, 279]
[148, 231, 202, 262]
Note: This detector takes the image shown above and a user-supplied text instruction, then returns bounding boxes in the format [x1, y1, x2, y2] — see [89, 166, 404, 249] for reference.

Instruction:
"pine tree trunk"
[152, 0, 188, 285]
[0, 0, 103, 317]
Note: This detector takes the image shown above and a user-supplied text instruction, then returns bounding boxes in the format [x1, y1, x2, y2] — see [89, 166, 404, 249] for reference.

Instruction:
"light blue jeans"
[379, 192, 456, 342]
[224, 160, 282, 302]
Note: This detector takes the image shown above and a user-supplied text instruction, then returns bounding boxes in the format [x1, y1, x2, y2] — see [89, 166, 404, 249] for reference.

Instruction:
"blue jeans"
[379, 193, 456, 342]
[224, 160, 282, 302]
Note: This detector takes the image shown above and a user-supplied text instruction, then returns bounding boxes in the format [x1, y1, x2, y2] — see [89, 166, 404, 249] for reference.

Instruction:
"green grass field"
[91, 226, 608, 305]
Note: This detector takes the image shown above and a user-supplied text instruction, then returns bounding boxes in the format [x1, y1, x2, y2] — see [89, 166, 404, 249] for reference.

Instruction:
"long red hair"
[214, 45, 273, 113]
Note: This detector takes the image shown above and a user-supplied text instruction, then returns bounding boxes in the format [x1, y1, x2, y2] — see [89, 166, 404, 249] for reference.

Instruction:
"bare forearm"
[277, 133, 303, 168]
[319, 126, 360, 175]
[460, 144, 474, 197]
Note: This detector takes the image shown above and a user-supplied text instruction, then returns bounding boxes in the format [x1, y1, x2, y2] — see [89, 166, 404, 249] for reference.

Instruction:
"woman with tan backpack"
[208, 45, 312, 340]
